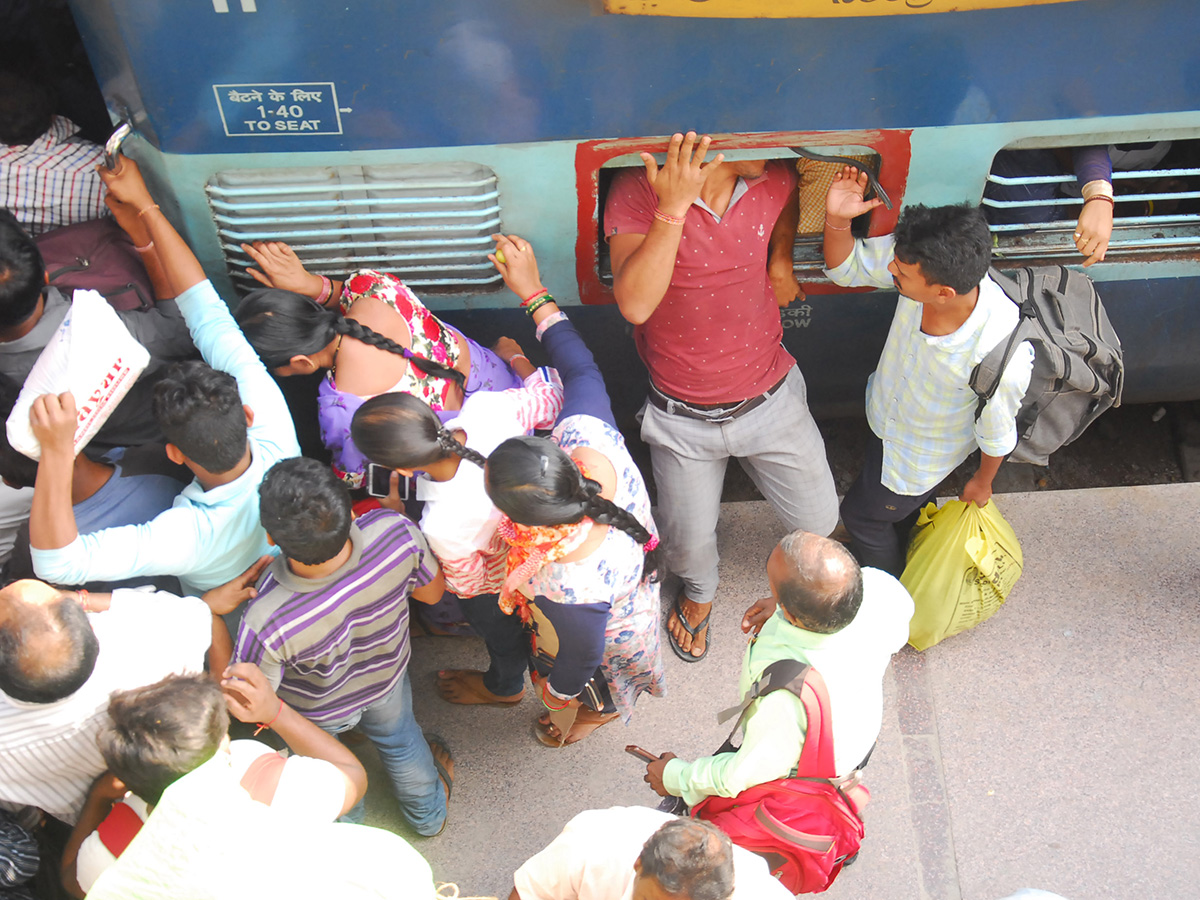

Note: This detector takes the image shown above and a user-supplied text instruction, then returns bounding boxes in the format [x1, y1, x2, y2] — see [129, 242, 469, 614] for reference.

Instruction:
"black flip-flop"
[666, 594, 711, 663]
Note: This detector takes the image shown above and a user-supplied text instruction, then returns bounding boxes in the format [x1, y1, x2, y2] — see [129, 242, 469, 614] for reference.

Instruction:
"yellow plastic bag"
[900, 499, 1023, 651]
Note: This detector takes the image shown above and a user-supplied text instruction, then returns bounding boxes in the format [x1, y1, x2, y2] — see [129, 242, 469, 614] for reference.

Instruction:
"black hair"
[351, 391, 487, 472]
[774, 531, 864, 635]
[0, 72, 55, 146]
[98, 674, 228, 805]
[258, 457, 352, 566]
[0, 372, 38, 488]
[151, 360, 248, 474]
[234, 288, 466, 390]
[485, 436, 660, 581]
[892, 203, 992, 294]
[637, 817, 735, 900]
[0, 209, 44, 330]
[0, 589, 98, 703]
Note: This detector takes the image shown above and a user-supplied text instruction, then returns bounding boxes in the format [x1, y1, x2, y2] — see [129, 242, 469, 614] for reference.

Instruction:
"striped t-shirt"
[233, 509, 436, 728]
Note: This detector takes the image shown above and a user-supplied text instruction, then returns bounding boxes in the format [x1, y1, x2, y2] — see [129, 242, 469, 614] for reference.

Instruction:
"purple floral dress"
[523, 415, 666, 722]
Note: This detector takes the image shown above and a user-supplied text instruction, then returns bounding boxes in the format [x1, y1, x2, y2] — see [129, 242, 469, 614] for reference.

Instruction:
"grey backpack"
[969, 266, 1124, 466]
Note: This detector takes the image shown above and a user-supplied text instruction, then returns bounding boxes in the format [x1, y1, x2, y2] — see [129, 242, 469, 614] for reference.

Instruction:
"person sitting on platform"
[509, 806, 792, 900]
[644, 531, 911, 807]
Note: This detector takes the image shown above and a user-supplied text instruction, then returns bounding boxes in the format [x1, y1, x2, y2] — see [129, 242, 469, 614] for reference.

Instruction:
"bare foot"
[667, 596, 711, 658]
[436, 669, 523, 707]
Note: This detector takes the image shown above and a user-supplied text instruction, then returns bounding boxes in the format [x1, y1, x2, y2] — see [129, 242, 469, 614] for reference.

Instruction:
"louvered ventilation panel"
[206, 162, 503, 293]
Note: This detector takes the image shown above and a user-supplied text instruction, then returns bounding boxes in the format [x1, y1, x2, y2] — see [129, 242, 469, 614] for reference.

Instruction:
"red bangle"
[653, 209, 686, 226]
[315, 275, 333, 305]
[253, 698, 285, 736]
[522, 288, 549, 307]
[1083, 194, 1115, 206]
[78, 589, 90, 612]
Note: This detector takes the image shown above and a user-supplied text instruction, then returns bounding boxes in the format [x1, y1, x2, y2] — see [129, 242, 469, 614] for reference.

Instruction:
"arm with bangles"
[489, 234, 616, 429]
[1070, 146, 1115, 267]
[242, 240, 344, 309]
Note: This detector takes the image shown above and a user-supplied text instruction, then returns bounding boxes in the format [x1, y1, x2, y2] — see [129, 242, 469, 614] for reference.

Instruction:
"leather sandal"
[534, 707, 619, 747]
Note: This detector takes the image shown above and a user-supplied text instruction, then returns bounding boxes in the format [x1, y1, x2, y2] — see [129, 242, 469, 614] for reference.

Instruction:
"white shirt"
[826, 235, 1034, 495]
[0, 590, 211, 823]
[418, 368, 562, 595]
[513, 806, 794, 900]
[75, 739, 348, 893]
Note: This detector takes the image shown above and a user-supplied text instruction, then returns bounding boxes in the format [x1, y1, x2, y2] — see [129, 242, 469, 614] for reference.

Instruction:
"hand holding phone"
[625, 744, 659, 763]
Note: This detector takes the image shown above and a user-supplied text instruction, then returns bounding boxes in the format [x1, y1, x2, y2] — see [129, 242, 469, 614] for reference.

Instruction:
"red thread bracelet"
[253, 698, 285, 736]
[522, 288, 549, 307]
[541, 681, 572, 711]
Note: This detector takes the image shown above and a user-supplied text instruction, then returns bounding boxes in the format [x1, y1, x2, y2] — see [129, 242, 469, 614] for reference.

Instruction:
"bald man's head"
[768, 531, 864, 634]
[0, 580, 98, 703]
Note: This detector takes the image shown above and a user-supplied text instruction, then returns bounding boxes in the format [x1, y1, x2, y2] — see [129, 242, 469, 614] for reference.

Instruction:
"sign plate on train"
[213, 83, 343, 137]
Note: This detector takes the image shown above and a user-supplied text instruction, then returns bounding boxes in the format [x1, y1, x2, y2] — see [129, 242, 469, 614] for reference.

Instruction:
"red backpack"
[691, 659, 870, 894]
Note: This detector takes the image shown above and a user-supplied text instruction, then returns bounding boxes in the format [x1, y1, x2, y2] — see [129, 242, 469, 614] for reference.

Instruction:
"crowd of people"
[0, 83, 1115, 898]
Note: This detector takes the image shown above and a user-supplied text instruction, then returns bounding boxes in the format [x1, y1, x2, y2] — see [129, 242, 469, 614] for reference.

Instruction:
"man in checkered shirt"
[822, 167, 1034, 576]
[0, 72, 107, 236]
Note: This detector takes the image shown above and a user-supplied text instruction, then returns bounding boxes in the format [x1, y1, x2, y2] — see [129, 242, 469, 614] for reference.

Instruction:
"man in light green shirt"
[645, 531, 912, 808]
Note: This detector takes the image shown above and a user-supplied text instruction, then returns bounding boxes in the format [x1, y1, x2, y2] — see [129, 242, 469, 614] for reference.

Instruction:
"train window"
[982, 139, 1200, 265]
[579, 134, 910, 304]
[205, 162, 504, 294]
[594, 149, 884, 284]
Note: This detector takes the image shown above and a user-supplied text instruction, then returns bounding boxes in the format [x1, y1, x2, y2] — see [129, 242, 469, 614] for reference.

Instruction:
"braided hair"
[485, 436, 661, 582]
[234, 288, 466, 389]
[351, 392, 487, 471]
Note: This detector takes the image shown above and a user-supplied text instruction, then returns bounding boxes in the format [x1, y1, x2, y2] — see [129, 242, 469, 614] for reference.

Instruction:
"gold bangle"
[136, 204, 160, 218]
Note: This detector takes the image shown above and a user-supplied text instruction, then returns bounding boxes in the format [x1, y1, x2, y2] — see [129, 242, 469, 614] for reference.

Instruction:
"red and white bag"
[6, 290, 150, 460]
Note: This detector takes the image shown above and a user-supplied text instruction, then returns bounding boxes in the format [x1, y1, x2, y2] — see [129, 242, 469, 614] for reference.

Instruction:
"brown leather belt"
[647, 373, 788, 424]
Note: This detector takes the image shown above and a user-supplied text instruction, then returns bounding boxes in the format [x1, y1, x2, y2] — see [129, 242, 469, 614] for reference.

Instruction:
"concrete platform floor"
[352, 483, 1200, 899]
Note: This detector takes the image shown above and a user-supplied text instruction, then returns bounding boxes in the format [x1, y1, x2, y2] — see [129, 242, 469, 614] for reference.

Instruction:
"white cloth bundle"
[6, 290, 150, 460]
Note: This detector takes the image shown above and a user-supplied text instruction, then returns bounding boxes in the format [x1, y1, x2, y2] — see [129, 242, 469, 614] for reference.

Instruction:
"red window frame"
[573, 129, 912, 304]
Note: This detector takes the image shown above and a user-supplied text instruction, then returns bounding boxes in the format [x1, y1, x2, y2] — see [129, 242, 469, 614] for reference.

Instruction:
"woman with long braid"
[234, 243, 524, 485]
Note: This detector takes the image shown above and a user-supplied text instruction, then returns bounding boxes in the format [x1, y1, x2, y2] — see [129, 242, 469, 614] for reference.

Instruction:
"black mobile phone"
[625, 744, 658, 763]
[365, 463, 396, 498]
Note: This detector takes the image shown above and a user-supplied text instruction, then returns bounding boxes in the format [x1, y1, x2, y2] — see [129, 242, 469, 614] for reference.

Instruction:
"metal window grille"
[984, 162, 1200, 262]
[206, 162, 503, 293]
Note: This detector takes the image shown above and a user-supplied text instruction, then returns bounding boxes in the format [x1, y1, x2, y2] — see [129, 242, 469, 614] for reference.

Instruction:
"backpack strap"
[969, 266, 1037, 422]
[714, 658, 838, 779]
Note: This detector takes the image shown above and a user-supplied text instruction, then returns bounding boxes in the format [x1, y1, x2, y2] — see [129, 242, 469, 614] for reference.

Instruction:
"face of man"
[728, 159, 768, 179]
[631, 867, 686, 900]
[886, 256, 951, 305]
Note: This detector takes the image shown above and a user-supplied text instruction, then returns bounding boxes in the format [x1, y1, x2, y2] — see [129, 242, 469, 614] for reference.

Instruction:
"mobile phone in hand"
[625, 744, 658, 763]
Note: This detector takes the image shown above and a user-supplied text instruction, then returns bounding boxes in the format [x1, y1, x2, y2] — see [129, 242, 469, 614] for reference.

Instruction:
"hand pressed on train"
[242, 240, 325, 295]
[490, 233, 544, 299]
[95, 156, 155, 212]
[641, 132, 724, 219]
[1075, 199, 1113, 267]
[826, 165, 883, 225]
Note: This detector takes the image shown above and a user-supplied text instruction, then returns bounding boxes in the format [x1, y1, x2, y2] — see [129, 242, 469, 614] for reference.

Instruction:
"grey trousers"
[639, 366, 838, 606]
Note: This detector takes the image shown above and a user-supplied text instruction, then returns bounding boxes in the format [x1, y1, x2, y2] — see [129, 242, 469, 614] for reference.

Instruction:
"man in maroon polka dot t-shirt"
[604, 132, 838, 662]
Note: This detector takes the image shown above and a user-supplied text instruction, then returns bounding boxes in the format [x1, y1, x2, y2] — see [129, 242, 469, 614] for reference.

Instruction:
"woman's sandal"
[534, 707, 619, 747]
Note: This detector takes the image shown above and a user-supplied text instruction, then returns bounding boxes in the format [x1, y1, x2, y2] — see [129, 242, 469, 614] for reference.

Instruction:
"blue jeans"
[327, 672, 446, 836]
[455, 592, 530, 696]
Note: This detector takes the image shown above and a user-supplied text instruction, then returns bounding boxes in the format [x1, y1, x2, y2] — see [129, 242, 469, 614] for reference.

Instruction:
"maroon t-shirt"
[604, 160, 798, 405]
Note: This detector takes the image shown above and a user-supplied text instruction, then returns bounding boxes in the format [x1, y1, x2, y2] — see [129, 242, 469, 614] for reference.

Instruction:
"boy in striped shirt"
[230, 457, 452, 836]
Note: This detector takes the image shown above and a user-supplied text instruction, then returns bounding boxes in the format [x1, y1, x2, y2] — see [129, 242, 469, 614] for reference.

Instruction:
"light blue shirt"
[32, 281, 299, 594]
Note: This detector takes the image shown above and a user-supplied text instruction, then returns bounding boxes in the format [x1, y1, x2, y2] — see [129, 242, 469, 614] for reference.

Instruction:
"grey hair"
[637, 817, 734, 900]
[774, 530, 864, 634]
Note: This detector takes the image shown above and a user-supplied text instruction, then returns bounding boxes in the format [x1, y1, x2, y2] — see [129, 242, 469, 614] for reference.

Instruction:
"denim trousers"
[327, 671, 446, 836]
[455, 592, 530, 696]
